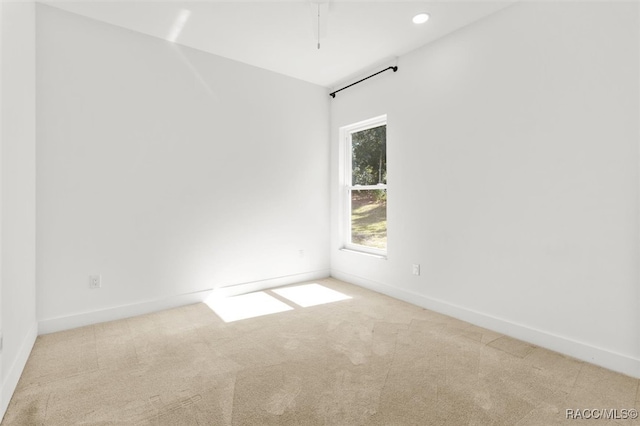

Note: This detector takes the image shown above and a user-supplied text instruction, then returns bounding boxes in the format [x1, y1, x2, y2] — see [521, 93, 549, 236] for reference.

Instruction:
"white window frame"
[339, 115, 387, 257]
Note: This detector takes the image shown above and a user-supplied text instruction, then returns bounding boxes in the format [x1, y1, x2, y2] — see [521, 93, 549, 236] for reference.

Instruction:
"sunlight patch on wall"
[167, 9, 191, 43]
[272, 283, 351, 308]
[205, 291, 293, 323]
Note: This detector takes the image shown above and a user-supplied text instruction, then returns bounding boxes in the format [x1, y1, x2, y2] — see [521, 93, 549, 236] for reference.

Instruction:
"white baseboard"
[210, 269, 331, 298]
[331, 269, 640, 379]
[38, 289, 214, 335]
[38, 269, 331, 335]
[1, 322, 38, 420]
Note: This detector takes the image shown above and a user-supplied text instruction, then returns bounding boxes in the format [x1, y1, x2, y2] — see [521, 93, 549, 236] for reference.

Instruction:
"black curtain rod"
[329, 66, 398, 98]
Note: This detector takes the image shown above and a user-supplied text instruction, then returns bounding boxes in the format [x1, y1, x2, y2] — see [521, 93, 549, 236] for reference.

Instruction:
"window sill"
[339, 248, 387, 260]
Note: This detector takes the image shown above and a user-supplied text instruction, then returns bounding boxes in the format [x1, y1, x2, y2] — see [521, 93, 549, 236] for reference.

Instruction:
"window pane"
[351, 189, 387, 249]
[351, 125, 386, 186]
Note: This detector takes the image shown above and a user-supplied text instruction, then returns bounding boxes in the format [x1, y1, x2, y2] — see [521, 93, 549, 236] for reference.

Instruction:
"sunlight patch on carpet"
[272, 283, 351, 308]
[205, 291, 293, 322]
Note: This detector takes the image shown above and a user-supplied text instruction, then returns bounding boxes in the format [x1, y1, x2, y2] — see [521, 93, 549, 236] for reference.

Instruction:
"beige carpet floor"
[3, 278, 639, 425]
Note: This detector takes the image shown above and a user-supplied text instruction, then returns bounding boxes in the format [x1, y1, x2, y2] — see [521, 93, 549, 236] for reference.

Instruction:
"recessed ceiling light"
[413, 13, 430, 24]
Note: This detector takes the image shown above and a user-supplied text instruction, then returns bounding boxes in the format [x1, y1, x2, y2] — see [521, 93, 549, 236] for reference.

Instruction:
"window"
[339, 115, 387, 256]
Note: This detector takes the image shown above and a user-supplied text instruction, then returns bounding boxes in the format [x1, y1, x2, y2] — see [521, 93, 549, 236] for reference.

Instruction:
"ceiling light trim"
[412, 12, 429, 24]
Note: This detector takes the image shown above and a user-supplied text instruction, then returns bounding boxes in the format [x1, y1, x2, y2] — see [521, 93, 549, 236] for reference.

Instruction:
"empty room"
[1, 0, 639, 424]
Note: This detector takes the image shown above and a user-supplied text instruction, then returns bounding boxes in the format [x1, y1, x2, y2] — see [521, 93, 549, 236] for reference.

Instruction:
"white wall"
[331, 1, 640, 377]
[0, 0, 38, 416]
[36, 5, 330, 328]
[0, 0, 4, 414]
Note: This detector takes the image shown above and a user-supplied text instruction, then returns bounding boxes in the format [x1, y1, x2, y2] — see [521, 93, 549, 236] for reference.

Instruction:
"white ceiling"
[42, 1, 515, 87]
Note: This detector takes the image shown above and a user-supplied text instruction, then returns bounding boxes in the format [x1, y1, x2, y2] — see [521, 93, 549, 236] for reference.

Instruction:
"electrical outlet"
[89, 274, 101, 289]
[412, 264, 420, 276]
